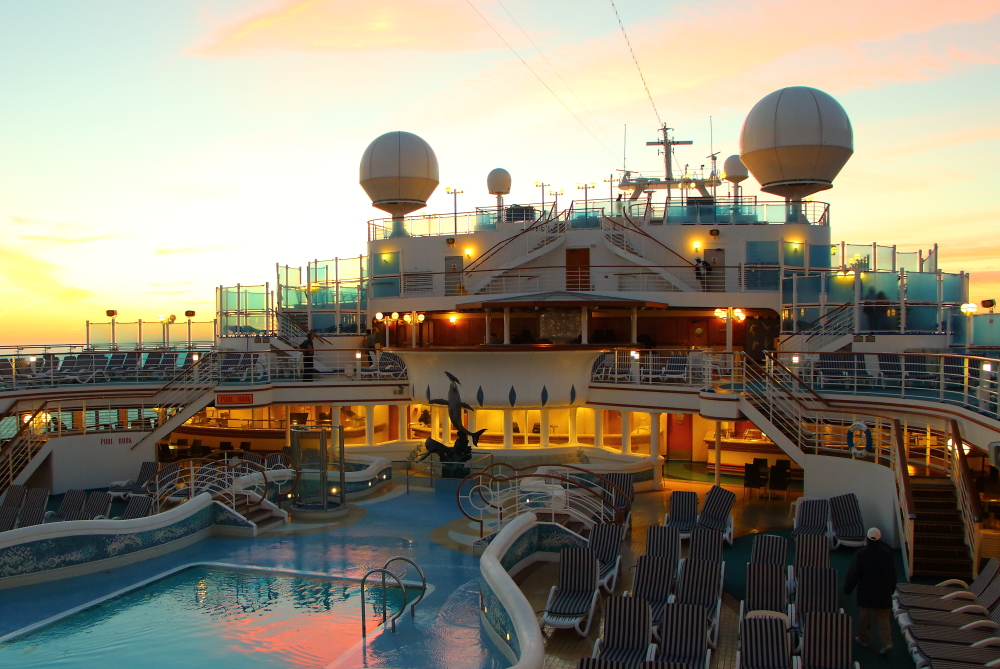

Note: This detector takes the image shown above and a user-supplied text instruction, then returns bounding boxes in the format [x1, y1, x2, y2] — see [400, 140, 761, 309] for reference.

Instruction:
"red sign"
[217, 393, 254, 405]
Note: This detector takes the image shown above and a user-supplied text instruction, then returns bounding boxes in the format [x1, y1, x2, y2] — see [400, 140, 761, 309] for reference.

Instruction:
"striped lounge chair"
[590, 523, 624, 593]
[903, 602, 1000, 651]
[65, 491, 112, 520]
[750, 534, 788, 567]
[592, 596, 657, 669]
[541, 547, 601, 636]
[790, 567, 842, 631]
[23, 487, 49, 510]
[789, 535, 831, 594]
[896, 557, 999, 599]
[654, 603, 712, 669]
[791, 498, 832, 540]
[0, 505, 18, 532]
[829, 493, 866, 548]
[894, 576, 992, 617]
[1, 484, 27, 509]
[45, 489, 86, 521]
[644, 527, 680, 593]
[664, 491, 698, 539]
[689, 527, 724, 564]
[897, 576, 1000, 630]
[576, 660, 628, 669]
[630, 556, 673, 639]
[17, 506, 45, 528]
[670, 559, 724, 649]
[740, 563, 788, 624]
[109, 461, 159, 498]
[697, 485, 736, 545]
[799, 612, 859, 669]
[736, 616, 792, 669]
[115, 495, 154, 520]
[909, 640, 1000, 668]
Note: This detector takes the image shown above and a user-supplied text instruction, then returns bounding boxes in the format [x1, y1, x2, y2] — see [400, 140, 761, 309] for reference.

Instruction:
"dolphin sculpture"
[429, 371, 487, 446]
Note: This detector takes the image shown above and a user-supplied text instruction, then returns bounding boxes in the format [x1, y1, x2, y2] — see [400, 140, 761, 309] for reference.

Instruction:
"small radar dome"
[739, 86, 853, 200]
[723, 155, 748, 183]
[487, 168, 511, 195]
[360, 131, 439, 236]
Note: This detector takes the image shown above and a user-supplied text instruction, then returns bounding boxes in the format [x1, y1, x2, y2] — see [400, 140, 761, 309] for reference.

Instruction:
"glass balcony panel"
[115, 322, 139, 348]
[746, 241, 779, 264]
[809, 244, 834, 269]
[905, 273, 938, 302]
[475, 211, 498, 230]
[941, 273, 965, 303]
[825, 274, 855, 302]
[311, 313, 338, 334]
[782, 277, 794, 302]
[860, 305, 899, 332]
[339, 313, 360, 334]
[371, 251, 400, 276]
[897, 252, 920, 273]
[797, 275, 823, 303]
[783, 242, 805, 267]
[744, 268, 780, 291]
[89, 323, 113, 347]
[973, 314, 1000, 347]
[793, 307, 820, 331]
[859, 272, 899, 301]
[905, 306, 940, 333]
[189, 322, 215, 344]
[141, 321, 164, 346]
[371, 277, 400, 298]
[876, 246, 894, 271]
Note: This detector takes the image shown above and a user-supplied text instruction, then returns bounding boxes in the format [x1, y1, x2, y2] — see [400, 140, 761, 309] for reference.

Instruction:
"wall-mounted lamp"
[961, 303, 978, 315]
[391, 312, 399, 320]
[355, 352, 362, 359]
[449, 315, 458, 324]
[791, 355, 800, 364]
[984, 363, 993, 373]
[403, 314, 412, 324]
[464, 248, 473, 258]
[693, 241, 701, 252]
[417, 313, 425, 323]
[375, 312, 385, 321]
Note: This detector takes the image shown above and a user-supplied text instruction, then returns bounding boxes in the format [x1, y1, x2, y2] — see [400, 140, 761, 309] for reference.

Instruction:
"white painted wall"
[45, 433, 156, 493]
[802, 454, 900, 548]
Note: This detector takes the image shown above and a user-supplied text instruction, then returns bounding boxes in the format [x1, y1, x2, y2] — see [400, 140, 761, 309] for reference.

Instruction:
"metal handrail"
[950, 420, 983, 577]
[892, 419, 916, 578]
[361, 568, 407, 635]
[382, 556, 426, 616]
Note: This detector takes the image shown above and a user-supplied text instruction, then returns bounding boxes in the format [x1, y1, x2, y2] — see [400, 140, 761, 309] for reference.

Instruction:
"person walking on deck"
[844, 527, 896, 655]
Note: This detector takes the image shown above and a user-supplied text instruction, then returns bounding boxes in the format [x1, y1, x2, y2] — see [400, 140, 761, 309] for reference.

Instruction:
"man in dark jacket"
[844, 527, 897, 655]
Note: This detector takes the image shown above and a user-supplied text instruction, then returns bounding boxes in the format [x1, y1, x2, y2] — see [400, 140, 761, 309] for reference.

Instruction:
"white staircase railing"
[463, 218, 567, 294]
[600, 216, 700, 291]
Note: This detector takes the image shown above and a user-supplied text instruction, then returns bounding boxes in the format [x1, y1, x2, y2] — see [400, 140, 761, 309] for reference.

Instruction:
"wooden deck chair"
[697, 485, 735, 545]
[17, 506, 45, 528]
[23, 487, 49, 509]
[740, 564, 788, 624]
[654, 603, 711, 669]
[66, 491, 112, 520]
[737, 616, 792, 669]
[630, 556, 673, 640]
[590, 523, 624, 593]
[664, 491, 698, 539]
[799, 612, 859, 669]
[592, 596, 657, 669]
[670, 559, 724, 649]
[829, 493, 866, 548]
[541, 547, 601, 637]
[1, 484, 26, 509]
[0, 506, 18, 532]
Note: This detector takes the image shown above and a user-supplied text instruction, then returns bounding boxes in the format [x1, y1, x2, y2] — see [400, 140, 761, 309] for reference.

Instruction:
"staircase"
[600, 216, 699, 292]
[231, 494, 286, 533]
[909, 477, 974, 578]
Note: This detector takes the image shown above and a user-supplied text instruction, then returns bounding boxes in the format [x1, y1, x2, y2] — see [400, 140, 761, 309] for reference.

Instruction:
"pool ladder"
[361, 556, 426, 636]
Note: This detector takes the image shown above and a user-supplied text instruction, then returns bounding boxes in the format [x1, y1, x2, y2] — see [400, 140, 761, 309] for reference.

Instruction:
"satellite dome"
[739, 86, 853, 200]
[723, 155, 748, 183]
[487, 168, 511, 195]
[360, 131, 439, 236]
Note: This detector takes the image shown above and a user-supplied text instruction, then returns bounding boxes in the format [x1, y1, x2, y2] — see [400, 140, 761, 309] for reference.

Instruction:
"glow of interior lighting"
[733, 308, 746, 322]
[630, 350, 640, 360]
[714, 308, 727, 320]
[391, 312, 399, 320]
[417, 313, 425, 323]
[355, 352, 362, 359]
[693, 241, 701, 251]
[403, 314, 412, 324]
[464, 248, 473, 257]
[792, 355, 800, 364]
[375, 312, 384, 321]
[28, 356, 36, 362]
[330, 487, 338, 494]
[985, 363, 993, 373]
[192, 354, 199, 361]
[449, 315, 457, 324]
[962, 303, 979, 315]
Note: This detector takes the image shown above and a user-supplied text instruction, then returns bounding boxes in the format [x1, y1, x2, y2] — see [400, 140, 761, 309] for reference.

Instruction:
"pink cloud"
[190, 0, 499, 56]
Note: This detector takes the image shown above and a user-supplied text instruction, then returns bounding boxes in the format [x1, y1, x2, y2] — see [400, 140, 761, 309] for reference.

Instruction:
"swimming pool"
[0, 564, 410, 668]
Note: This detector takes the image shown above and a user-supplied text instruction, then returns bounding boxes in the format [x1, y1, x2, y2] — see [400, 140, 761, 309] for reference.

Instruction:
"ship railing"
[367, 203, 554, 241]
[950, 420, 985, 576]
[590, 349, 741, 389]
[623, 198, 829, 225]
[891, 419, 916, 578]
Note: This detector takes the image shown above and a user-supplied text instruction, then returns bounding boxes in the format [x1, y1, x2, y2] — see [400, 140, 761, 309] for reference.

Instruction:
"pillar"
[594, 409, 604, 449]
[285, 414, 292, 449]
[485, 309, 492, 344]
[649, 412, 662, 490]
[503, 410, 513, 448]
[725, 310, 734, 352]
[630, 307, 638, 344]
[398, 403, 408, 441]
[581, 307, 588, 345]
[468, 409, 477, 433]
[432, 406, 442, 442]
[330, 405, 342, 428]
[714, 420, 722, 486]
[503, 308, 511, 345]
[540, 409, 550, 448]
[410, 312, 417, 348]
[621, 411, 632, 454]
[568, 407, 578, 444]
[365, 406, 375, 447]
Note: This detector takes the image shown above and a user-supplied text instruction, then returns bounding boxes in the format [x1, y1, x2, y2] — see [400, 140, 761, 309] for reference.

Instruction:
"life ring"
[847, 421, 873, 453]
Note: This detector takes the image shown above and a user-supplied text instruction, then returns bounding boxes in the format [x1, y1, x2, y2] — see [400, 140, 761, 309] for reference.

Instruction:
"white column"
[649, 412, 662, 490]
[725, 310, 733, 352]
[594, 409, 604, 449]
[330, 405, 341, 428]
[630, 308, 638, 344]
[467, 409, 477, 433]
[714, 420, 722, 486]
[621, 411, 632, 454]
[581, 307, 588, 345]
[365, 406, 375, 447]
[503, 308, 511, 345]
[398, 404, 408, 441]
[485, 309, 491, 344]
[503, 410, 513, 448]
[410, 312, 417, 348]
[568, 407, 578, 445]
[540, 409, 550, 448]
[431, 406, 442, 442]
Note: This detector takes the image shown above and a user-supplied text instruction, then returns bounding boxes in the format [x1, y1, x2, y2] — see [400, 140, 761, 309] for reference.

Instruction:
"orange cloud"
[190, 0, 498, 56]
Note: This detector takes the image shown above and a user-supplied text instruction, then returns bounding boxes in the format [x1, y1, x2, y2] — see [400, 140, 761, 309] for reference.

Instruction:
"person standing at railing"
[694, 257, 705, 289]
[844, 527, 896, 656]
[299, 331, 316, 382]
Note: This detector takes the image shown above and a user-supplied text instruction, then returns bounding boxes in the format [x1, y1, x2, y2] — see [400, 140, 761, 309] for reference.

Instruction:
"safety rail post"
[361, 568, 407, 636]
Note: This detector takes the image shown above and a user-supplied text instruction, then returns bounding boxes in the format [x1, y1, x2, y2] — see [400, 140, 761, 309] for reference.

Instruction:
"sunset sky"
[1, 0, 998, 344]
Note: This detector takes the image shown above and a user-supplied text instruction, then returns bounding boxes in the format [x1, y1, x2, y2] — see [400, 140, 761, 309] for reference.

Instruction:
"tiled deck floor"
[517, 479, 803, 669]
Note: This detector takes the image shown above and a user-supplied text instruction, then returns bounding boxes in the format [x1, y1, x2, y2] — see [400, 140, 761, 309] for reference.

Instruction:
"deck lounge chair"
[664, 491, 698, 539]
[750, 534, 788, 566]
[896, 558, 999, 599]
[670, 559, 724, 648]
[740, 564, 788, 623]
[736, 616, 792, 669]
[644, 526, 680, 591]
[576, 660, 628, 669]
[630, 556, 673, 638]
[816, 354, 852, 387]
[654, 603, 712, 669]
[65, 491, 112, 520]
[903, 602, 1000, 650]
[790, 567, 841, 631]
[1, 484, 27, 508]
[115, 495, 153, 520]
[791, 498, 832, 540]
[0, 506, 18, 532]
[541, 547, 601, 636]
[897, 576, 1000, 630]
[109, 461, 159, 497]
[789, 535, 831, 594]
[697, 485, 735, 545]
[17, 506, 45, 528]
[592, 596, 657, 669]
[688, 527, 724, 563]
[798, 612, 859, 669]
[894, 578, 991, 616]
[45, 489, 86, 521]
[910, 640, 1000, 668]
[590, 523, 624, 593]
[23, 487, 49, 509]
[829, 493, 866, 548]
[597, 472, 633, 531]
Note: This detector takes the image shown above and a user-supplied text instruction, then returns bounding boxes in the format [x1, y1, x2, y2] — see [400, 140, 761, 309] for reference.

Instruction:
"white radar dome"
[487, 168, 511, 195]
[739, 86, 853, 200]
[723, 155, 748, 183]
[360, 131, 439, 236]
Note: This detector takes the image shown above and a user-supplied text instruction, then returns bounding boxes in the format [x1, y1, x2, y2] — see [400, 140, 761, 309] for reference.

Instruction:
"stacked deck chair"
[894, 573, 994, 618]
[736, 616, 792, 669]
[688, 527, 724, 564]
[740, 563, 789, 624]
[750, 534, 788, 568]
[790, 567, 842, 651]
[897, 558, 1000, 599]
[829, 493, 866, 549]
[44, 489, 86, 522]
[903, 603, 1000, 658]
[669, 559, 724, 648]
[697, 485, 736, 545]
[664, 491, 698, 540]
[541, 547, 601, 637]
[789, 534, 831, 594]
[576, 660, 628, 669]
[645, 526, 681, 591]
[791, 498, 832, 542]
[798, 612, 859, 669]
[908, 640, 1000, 668]
[590, 523, 624, 593]
[653, 603, 712, 669]
[115, 495, 153, 520]
[630, 556, 673, 640]
[109, 461, 159, 498]
[592, 596, 657, 669]
[66, 491, 112, 520]
[897, 575, 1000, 631]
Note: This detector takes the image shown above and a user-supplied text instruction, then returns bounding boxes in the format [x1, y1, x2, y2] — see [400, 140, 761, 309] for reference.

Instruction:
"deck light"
[792, 355, 800, 364]
[630, 350, 640, 360]
[714, 308, 727, 319]
[961, 303, 978, 315]
[375, 312, 385, 321]
[29, 356, 36, 362]
[330, 487, 338, 494]
[732, 308, 746, 322]
[449, 315, 457, 324]
[356, 352, 362, 359]
[465, 248, 473, 257]
[693, 241, 701, 251]
[391, 312, 399, 320]
[403, 314, 412, 323]
[985, 363, 993, 373]
[417, 314, 425, 323]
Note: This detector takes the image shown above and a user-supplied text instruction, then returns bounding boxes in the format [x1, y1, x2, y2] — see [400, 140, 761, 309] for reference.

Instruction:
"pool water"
[0, 566, 408, 668]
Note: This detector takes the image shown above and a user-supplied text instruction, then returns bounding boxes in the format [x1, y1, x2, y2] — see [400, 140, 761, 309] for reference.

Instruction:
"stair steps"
[228, 495, 286, 533]
[909, 478, 973, 580]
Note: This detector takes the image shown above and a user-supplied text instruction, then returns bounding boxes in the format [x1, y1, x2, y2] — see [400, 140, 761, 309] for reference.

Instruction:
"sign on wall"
[217, 394, 254, 405]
